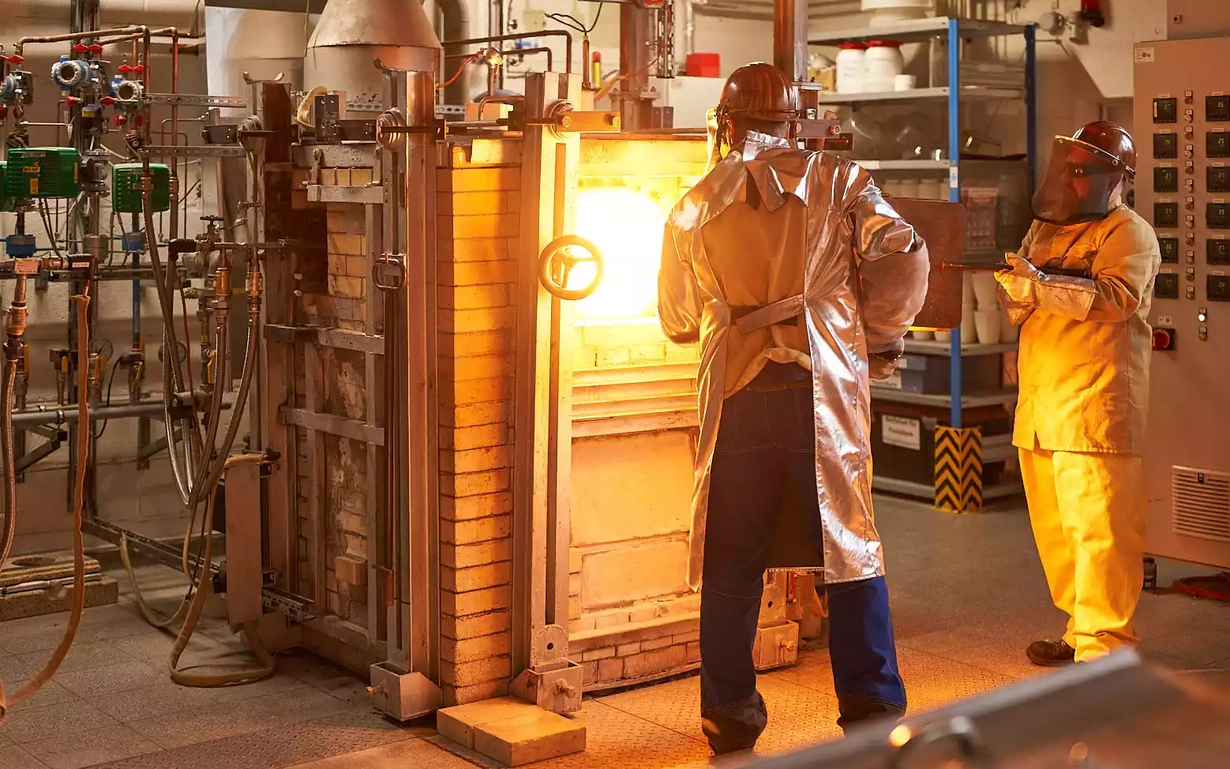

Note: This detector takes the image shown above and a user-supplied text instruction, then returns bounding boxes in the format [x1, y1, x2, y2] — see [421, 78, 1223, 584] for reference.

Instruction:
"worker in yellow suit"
[996, 121, 1161, 666]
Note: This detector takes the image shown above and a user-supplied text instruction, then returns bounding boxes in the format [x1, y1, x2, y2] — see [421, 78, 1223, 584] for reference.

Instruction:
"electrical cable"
[439, 54, 480, 91]
[89, 356, 123, 439]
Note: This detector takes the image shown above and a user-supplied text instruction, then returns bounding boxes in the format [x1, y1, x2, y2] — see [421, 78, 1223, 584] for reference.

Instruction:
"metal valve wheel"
[537, 235, 604, 301]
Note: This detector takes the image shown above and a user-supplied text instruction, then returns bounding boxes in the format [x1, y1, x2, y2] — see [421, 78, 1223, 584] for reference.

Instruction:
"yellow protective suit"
[1003, 203, 1161, 662]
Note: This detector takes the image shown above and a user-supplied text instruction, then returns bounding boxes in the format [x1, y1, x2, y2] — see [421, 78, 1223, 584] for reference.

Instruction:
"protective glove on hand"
[993, 252, 1039, 305]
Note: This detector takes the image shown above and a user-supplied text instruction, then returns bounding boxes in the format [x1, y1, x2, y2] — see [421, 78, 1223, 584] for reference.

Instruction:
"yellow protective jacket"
[1010, 204, 1162, 455]
[658, 134, 930, 589]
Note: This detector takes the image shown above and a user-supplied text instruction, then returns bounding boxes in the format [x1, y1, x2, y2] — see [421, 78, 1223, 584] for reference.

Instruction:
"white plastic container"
[836, 43, 867, 94]
[894, 74, 916, 91]
[864, 40, 904, 93]
[862, 0, 932, 27]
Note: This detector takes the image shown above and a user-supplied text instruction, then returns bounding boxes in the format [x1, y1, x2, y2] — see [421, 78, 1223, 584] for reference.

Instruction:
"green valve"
[4, 147, 81, 199]
[0, 162, 15, 212]
[111, 163, 171, 213]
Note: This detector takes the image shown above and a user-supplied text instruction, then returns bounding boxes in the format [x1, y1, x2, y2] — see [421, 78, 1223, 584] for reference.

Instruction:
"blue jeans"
[699, 365, 907, 753]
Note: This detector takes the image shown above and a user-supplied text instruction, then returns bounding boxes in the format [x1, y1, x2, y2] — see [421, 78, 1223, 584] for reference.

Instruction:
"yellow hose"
[0, 294, 91, 723]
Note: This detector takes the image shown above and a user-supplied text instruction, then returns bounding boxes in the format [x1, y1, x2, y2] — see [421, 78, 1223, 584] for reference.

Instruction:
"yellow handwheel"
[537, 234, 604, 301]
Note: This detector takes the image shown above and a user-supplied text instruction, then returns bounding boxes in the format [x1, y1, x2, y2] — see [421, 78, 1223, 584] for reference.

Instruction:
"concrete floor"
[2, 494, 1229, 769]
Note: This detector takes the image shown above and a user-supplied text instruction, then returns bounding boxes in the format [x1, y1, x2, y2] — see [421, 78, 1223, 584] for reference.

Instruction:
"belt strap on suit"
[732, 293, 804, 335]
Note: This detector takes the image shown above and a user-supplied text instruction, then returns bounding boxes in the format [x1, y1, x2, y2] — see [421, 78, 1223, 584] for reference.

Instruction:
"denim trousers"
[699, 365, 907, 752]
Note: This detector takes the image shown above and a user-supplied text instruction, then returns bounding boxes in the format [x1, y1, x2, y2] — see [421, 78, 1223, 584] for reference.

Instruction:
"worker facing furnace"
[657, 62, 930, 755]
[997, 121, 1162, 666]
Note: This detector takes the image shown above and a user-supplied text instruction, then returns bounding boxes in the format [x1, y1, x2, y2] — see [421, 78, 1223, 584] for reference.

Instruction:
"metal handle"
[888, 716, 995, 769]
[372, 253, 405, 292]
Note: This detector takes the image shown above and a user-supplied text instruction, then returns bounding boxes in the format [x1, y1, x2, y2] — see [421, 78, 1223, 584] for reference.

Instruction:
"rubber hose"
[0, 360, 19, 573]
[168, 453, 275, 688]
[124, 315, 257, 632]
[0, 295, 91, 723]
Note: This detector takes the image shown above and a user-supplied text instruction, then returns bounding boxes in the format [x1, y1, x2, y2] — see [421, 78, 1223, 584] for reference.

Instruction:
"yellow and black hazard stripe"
[934, 426, 983, 513]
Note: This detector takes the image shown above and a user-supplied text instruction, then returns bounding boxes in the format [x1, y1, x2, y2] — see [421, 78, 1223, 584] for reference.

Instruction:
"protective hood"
[1032, 135, 1128, 226]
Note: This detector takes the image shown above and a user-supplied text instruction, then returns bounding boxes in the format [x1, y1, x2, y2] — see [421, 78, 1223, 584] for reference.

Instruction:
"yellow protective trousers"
[1018, 448, 1147, 662]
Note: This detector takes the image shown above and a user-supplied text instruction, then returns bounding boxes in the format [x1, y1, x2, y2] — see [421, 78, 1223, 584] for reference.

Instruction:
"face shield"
[1031, 136, 1129, 226]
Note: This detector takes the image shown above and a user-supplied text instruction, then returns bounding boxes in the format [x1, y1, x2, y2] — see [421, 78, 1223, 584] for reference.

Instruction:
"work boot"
[1026, 639, 1076, 667]
[702, 690, 768, 756]
[836, 693, 906, 735]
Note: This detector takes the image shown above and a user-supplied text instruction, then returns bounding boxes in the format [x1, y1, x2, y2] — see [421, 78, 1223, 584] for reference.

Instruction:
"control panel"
[1135, 36, 1230, 572]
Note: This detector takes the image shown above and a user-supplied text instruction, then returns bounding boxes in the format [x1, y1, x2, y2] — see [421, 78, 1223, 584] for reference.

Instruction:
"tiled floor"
[2, 495, 1229, 768]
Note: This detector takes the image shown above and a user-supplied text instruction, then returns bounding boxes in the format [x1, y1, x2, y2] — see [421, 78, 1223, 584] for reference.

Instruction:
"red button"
[1152, 328, 1173, 350]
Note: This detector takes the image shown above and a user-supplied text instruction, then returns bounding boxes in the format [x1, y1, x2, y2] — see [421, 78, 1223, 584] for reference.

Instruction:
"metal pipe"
[9, 399, 229, 428]
[442, 31, 574, 74]
[773, 0, 807, 82]
[506, 46, 553, 73]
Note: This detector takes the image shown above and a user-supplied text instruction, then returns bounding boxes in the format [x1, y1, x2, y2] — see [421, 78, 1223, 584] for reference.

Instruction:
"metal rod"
[442, 31, 574, 73]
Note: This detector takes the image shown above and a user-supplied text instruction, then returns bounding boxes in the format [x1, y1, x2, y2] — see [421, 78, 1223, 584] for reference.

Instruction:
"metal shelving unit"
[812, 17, 1036, 502]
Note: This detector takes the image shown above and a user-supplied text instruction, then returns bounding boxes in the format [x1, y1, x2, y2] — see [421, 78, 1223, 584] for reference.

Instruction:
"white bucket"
[975, 309, 1003, 346]
[972, 272, 998, 308]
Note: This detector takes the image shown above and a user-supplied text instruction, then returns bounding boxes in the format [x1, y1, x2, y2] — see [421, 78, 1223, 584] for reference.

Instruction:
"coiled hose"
[0, 295, 91, 723]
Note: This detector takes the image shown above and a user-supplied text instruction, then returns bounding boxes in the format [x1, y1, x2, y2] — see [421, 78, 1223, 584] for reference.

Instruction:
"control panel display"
[1155, 272, 1180, 299]
[1208, 238, 1230, 265]
[1209, 166, 1230, 193]
[1159, 236, 1179, 262]
[1154, 97, 1179, 123]
[1209, 131, 1230, 158]
[1208, 274, 1230, 301]
[1154, 132, 1179, 159]
[1155, 201, 1180, 228]
[1208, 201, 1230, 228]
[1155, 166, 1179, 192]
[1208, 94, 1230, 122]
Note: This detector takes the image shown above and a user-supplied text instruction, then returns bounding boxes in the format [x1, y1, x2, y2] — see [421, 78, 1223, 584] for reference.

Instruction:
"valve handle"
[372, 253, 406, 292]
[537, 235, 604, 302]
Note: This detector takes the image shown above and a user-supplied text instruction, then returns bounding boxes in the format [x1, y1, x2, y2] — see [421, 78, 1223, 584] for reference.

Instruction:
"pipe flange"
[375, 108, 406, 151]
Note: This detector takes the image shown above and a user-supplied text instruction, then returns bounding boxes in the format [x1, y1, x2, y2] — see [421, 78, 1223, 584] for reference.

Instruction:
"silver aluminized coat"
[658, 135, 930, 589]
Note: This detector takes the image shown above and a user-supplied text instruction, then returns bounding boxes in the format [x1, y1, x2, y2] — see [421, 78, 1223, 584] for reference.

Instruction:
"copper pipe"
[15, 26, 147, 55]
[170, 29, 180, 239]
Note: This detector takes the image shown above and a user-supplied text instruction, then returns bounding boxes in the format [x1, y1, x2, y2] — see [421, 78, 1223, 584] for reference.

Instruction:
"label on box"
[1134, 47, 1155, 63]
[882, 415, 922, 451]
[879, 370, 903, 390]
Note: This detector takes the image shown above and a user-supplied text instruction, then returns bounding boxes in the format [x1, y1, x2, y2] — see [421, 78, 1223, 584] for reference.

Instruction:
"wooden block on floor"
[0, 577, 119, 622]
[472, 706, 586, 767]
[437, 696, 533, 749]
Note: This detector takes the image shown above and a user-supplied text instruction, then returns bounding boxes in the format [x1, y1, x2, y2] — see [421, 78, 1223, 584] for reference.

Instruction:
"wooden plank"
[264, 324, 384, 355]
[281, 406, 385, 447]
